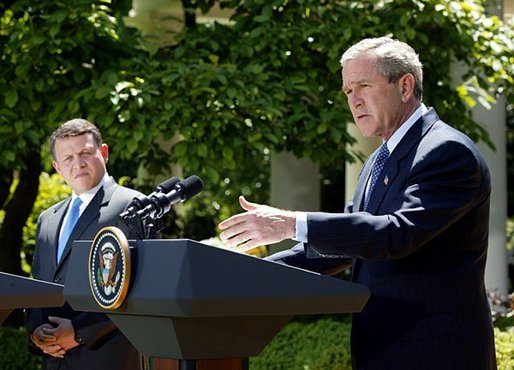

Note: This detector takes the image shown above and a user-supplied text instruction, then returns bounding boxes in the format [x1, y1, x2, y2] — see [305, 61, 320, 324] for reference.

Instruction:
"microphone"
[120, 176, 180, 219]
[137, 175, 204, 220]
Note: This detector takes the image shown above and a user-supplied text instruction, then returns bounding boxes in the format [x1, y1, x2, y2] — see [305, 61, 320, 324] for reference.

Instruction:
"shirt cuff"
[294, 211, 308, 242]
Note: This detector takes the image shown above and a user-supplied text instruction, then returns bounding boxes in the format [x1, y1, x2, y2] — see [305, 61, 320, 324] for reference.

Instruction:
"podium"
[64, 239, 370, 368]
[0, 272, 65, 324]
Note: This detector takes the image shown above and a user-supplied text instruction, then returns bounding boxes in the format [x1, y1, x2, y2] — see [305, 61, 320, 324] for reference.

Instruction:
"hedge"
[3, 313, 513, 370]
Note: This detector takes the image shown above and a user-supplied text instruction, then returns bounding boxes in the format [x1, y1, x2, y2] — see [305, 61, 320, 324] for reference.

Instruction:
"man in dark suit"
[218, 37, 496, 369]
[26, 119, 142, 370]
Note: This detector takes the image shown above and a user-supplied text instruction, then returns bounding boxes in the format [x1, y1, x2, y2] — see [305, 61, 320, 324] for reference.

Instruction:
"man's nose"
[348, 92, 363, 108]
[72, 157, 86, 169]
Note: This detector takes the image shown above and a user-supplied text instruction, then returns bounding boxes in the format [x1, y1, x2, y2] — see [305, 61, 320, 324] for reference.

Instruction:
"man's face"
[342, 56, 407, 141]
[52, 133, 108, 195]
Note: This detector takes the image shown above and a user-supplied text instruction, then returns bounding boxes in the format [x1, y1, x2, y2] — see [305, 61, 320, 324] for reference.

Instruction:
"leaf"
[1, 150, 16, 163]
[173, 141, 188, 157]
[204, 166, 220, 183]
[49, 24, 60, 38]
[222, 147, 233, 160]
[5, 89, 18, 108]
[197, 143, 208, 157]
[95, 87, 111, 99]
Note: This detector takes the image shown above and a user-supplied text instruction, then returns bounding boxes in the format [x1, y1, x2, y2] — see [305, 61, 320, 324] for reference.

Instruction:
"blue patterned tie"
[364, 143, 389, 211]
[57, 197, 83, 263]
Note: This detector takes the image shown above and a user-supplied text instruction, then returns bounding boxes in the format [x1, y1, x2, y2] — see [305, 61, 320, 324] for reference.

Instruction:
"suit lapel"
[55, 179, 118, 271]
[353, 156, 374, 212]
[48, 200, 69, 272]
[365, 108, 440, 214]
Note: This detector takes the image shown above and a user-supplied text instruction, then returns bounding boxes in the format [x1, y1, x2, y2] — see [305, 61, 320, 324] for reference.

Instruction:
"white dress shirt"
[58, 172, 112, 241]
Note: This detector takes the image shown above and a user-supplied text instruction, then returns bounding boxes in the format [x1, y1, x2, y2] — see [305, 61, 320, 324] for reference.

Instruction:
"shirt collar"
[385, 103, 427, 153]
[71, 172, 111, 210]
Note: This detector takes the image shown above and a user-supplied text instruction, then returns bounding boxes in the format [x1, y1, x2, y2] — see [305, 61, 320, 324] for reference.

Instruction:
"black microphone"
[120, 176, 180, 219]
[137, 175, 204, 220]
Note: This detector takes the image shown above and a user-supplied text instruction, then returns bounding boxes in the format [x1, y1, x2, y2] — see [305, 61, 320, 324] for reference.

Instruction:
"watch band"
[74, 333, 85, 345]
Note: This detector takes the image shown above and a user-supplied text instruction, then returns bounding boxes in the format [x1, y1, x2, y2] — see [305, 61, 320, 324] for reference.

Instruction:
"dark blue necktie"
[364, 143, 389, 211]
[57, 197, 83, 263]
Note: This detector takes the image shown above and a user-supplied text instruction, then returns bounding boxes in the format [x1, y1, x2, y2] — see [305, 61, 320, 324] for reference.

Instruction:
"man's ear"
[52, 160, 61, 175]
[101, 143, 109, 163]
[399, 73, 415, 103]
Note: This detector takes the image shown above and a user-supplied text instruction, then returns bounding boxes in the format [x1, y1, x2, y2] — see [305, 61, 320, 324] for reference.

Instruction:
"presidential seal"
[89, 226, 131, 309]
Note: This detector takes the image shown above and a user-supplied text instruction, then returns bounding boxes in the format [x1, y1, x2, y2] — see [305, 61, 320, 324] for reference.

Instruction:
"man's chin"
[72, 181, 93, 194]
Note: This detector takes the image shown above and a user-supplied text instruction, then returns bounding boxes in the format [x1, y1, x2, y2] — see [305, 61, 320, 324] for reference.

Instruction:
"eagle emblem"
[89, 226, 131, 309]
[96, 242, 120, 296]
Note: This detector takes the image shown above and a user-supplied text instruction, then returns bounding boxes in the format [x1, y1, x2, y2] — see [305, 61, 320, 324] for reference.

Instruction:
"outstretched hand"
[218, 196, 296, 251]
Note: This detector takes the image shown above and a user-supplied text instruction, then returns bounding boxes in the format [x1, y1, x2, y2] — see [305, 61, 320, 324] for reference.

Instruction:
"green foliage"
[507, 218, 514, 251]
[250, 315, 352, 370]
[0, 0, 140, 170]
[0, 312, 513, 369]
[495, 326, 514, 370]
[21, 173, 70, 273]
[0, 326, 41, 370]
[1, 0, 513, 276]
[2, 0, 513, 214]
[250, 313, 514, 370]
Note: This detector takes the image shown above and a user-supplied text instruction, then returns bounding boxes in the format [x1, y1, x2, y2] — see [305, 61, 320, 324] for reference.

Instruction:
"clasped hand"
[31, 316, 79, 358]
[219, 196, 296, 251]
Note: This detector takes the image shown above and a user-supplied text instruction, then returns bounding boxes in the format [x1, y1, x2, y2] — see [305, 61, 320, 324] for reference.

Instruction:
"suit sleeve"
[265, 243, 352, 275]
[305, 138, 490, 260]
[25, 215, 45, 345]
[71, 312, 117, 349]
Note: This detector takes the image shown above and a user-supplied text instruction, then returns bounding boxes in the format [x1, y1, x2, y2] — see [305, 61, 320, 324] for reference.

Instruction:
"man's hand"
[219, 196, 296, 250]
[31, 316, 81, 358]
[31, 322, 65, 358]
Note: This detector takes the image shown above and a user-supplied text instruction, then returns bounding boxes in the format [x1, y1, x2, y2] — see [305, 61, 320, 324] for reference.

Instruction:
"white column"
[345, 124, 381, 204]
[475, 98, 508, 295]
[478, 0, 509, 295]
[269, 152, 320, 253]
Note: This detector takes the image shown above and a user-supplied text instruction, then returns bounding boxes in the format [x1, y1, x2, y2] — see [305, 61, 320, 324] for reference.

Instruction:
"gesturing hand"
[218, 196, 296, 251]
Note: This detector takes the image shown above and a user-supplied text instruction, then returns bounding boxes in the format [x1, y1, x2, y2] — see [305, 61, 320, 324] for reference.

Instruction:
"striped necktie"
[364, 143, 389, 211]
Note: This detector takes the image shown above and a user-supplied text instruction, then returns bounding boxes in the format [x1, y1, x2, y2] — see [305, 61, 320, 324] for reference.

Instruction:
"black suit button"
[54, 278, 60, 283]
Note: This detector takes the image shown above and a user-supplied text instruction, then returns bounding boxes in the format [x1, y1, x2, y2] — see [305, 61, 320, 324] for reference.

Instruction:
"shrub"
[250, 315, 352, 370]
[1, 311, 514, 369]
[495, 323, 514, 370]
[0, 326, 41, 370]
[22, 172, 70, 274]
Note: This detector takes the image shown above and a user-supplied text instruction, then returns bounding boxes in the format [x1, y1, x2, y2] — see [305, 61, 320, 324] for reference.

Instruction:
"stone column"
[269, 152, 320, 253]
[345, 124, 381, 204]
[475, 99, 508, 295]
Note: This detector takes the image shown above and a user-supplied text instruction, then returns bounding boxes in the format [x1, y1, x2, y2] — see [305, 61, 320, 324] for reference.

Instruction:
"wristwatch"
[74, 333, 85, 345]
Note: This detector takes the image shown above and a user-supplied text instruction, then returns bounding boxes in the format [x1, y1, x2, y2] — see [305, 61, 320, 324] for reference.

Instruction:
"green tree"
[94, 0, 512, 234]
[1, 0, 512, 287]
[0, 0, 143, 276]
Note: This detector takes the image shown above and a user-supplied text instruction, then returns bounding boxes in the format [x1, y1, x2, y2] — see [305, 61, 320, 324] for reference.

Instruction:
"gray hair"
[50, 118, 103, 159]
[340, 37, 423, 100]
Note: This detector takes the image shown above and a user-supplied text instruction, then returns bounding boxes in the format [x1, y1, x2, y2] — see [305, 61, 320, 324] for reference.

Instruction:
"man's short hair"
[50, 119, 103, 159]
[340, 36, 423, 100]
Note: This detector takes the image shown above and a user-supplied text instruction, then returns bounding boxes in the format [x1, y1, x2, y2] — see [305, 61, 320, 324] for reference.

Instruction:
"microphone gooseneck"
[119, 175, 204, 239]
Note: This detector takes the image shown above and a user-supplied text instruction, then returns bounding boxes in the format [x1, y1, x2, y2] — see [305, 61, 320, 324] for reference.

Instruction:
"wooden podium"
[0, 271, 65, 324]
[64, 239, 370, 370]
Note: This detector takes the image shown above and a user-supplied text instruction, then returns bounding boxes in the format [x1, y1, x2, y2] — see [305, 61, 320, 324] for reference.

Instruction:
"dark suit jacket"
[268, 108, 496, 370]
[26, 178, 142, 370]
